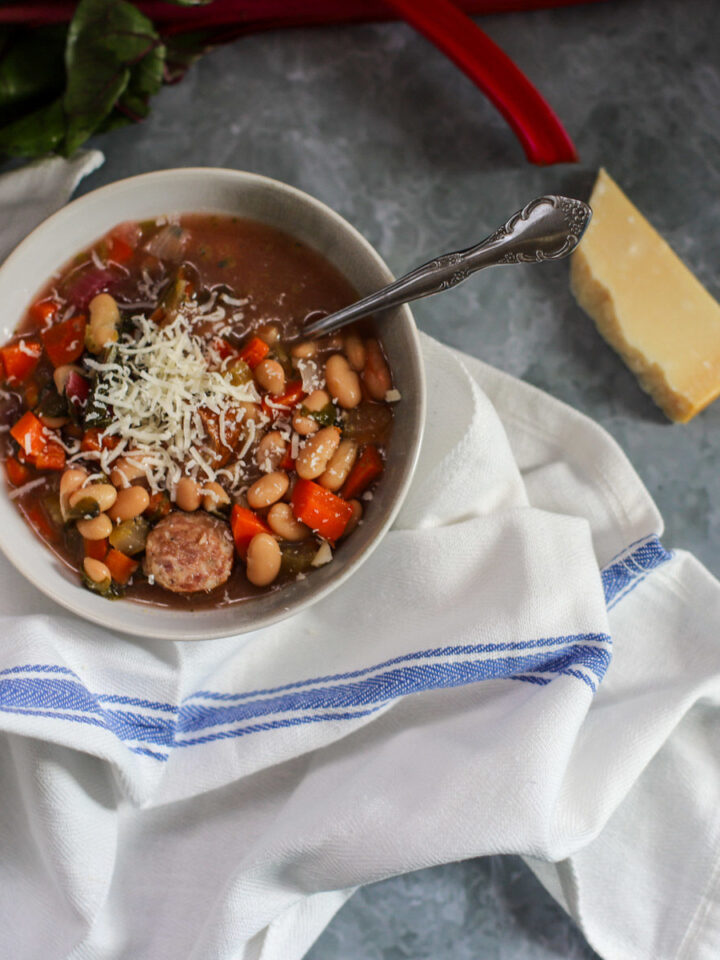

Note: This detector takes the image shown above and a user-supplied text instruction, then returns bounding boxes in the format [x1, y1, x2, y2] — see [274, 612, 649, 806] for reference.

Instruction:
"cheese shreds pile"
[83, 313, 261, 493]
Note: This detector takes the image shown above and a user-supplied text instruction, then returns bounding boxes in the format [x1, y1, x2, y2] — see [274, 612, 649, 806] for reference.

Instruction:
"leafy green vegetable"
[303, 401, 339, 429]
[63, 0, 164, 155]
[164, 29, 217, 84]
[0, 26, 66, 122]
[0, 99, 66, 157]
[82, 571, 124, 599]
[66, 497, 101, 522]
[35, 383, 69, 419]
[0, 0, 223, 160]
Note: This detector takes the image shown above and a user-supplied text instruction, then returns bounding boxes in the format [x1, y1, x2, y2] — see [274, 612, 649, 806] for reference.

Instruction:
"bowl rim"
[0, 166, 426, 639]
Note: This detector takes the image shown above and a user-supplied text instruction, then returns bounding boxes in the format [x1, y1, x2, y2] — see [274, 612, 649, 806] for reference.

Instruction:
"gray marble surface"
[75, 0, 719, 956]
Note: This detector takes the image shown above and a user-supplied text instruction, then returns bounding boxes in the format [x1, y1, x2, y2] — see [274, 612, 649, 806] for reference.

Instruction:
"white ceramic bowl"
[0, 168, 425, 639]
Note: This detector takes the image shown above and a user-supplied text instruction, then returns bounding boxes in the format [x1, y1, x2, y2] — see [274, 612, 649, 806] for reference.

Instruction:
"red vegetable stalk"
[0, 2, 612, 29]
[384, 0, 577, 165]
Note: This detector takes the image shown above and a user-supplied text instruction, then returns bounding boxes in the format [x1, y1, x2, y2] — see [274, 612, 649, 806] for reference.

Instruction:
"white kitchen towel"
[0, 158, 717, 960]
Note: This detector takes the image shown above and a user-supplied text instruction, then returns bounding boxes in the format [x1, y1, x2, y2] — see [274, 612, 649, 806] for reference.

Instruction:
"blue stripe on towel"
[186, 634, 610, 704]
[603, 535, 672, 607]
[0, 534, 671, 758]
[176, 642, 611, 737]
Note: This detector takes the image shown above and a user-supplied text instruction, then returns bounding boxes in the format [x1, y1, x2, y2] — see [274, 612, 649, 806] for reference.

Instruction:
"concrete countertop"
[77, 0, 719, 955]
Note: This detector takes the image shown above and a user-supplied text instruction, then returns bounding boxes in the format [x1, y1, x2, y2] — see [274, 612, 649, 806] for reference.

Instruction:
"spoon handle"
[302, 194, 591, 338]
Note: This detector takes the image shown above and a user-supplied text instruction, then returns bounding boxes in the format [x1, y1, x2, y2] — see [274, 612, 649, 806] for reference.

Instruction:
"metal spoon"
[302, 194, 591, 338]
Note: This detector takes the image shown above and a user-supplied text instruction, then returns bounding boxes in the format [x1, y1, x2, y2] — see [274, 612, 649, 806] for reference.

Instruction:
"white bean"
[267, 502, 309, 541]
[60, 467, 87, 520]
[69, 483, 117, 513]
[291, 340, 317, 359]
[202, 482, 230, 513]
[175, 477, 201, 512]
[247, 471, 289, 509]
[83, 557, 111, 583]
[291, 410, 318, 436]
[246, 533, 282, 587]
[304, 389, 330, 412]
[325, 354, 361, 409]
[86, 294, 120, 353]
[344, 334, 366, 371]
[319, 440, 358, 492]
[255, 358, 285, 396]
[77, 513, 113, 540]
[110, 456, 147, 488]
[257, 323, 280, 345]
[255, 430, 287, 472]
[108, 486, 150, 522]
[295, 426, 341, 480]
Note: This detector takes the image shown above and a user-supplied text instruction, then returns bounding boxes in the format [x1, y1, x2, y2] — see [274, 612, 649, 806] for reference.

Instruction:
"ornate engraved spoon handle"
[302, 195, 591, 338]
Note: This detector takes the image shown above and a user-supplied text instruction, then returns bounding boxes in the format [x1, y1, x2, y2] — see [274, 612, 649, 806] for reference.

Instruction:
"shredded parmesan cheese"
[88, 311, 260, 491]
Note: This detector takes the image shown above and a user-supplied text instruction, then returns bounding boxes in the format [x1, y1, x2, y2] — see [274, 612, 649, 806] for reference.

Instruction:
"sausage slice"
[143, 511, 234, 593]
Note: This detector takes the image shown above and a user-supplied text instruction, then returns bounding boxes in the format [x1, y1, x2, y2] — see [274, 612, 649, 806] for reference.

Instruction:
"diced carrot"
[1, 340, 42, 384]
[10, 411, 46, 458]
[35, 438, 66, 471]
[5, 456, 31, 487]
[262, 380, 304, 419]
[105, 548, 138, 585]
[81, 428, 120, 453]
[29, 298, 59, 327]
[279, 449, 296, 472]
[84, 537, 109, 561]
[144, 491, 172, 523]
[110, 221, 141, 248]
[341, 444, 384, 500]
[212, 337, 239, 362]
[238, 336, 269, 370]
[291, 478, 354, 542]
[230, 504, 272, 559]
[106, 235, 134, 264]
[42, 314, 86, 367]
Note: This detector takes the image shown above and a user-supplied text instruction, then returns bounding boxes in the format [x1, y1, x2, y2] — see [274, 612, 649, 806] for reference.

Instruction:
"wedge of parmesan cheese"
[571, 168, 720, 422]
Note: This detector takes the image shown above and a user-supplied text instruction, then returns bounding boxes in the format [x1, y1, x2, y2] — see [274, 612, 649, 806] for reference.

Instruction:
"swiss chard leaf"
[0, 26, 66, 122]
[116, 30, 165, 120]
[63, 0, 164, 156]
[164, 29, 217, 84]
[0, 98, 66, 157]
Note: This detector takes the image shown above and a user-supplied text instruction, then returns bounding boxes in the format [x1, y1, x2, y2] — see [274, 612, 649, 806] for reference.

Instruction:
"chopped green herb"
[303, 401, 338, 428]
[82, 572, 124, 600]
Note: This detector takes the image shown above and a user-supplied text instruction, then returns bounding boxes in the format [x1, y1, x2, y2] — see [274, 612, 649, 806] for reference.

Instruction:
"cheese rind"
[570, 168, 720, 422]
